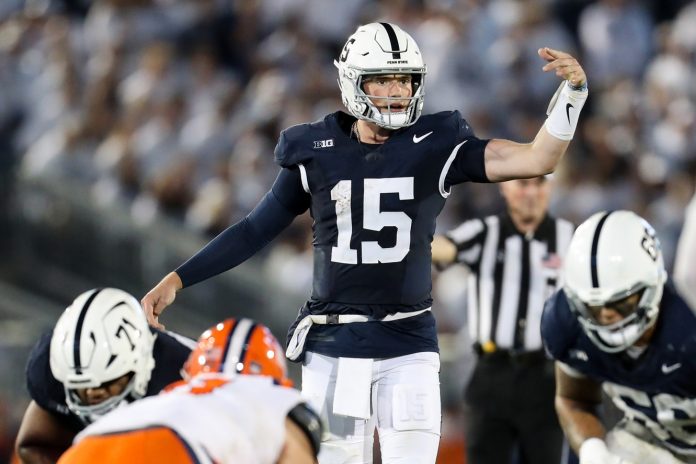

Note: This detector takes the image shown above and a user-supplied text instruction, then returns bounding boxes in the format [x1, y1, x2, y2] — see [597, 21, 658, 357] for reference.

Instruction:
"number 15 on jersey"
[331, 177, 413, 265]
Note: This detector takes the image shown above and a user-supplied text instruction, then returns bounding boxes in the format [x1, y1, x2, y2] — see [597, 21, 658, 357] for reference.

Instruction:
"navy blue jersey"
[541, 283, 696, 458]
[276, 111, 489, 358]
[25, 328, 192, 431]
[276, 110, 488, 309]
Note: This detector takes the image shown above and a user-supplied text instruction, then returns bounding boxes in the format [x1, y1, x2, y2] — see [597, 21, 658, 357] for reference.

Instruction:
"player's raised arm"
[484, 47, 588, 182]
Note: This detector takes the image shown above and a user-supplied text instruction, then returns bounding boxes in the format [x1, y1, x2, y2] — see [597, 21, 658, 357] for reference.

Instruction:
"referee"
[433, 175, 574, 464]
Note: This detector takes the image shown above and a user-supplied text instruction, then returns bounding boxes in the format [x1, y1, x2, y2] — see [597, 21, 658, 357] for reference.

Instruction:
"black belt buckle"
[326, 314, 340, 324]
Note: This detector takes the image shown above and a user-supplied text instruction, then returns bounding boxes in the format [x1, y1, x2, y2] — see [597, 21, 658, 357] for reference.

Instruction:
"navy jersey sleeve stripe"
[176, 168, 309, 288]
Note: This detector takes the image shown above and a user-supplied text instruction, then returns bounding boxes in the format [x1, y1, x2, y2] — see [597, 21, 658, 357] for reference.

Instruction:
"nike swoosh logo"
[662, 363, 682, 374]
[413, 131, 433, 143]
[565, 103, 574, 124]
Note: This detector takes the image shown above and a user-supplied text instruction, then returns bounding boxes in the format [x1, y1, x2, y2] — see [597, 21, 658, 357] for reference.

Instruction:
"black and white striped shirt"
[445, 212, 574, 352]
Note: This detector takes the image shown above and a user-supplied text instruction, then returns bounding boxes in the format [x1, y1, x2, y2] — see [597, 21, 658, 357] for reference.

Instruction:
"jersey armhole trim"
[439, 140, 468, 198]
[298, 164, 310, 194]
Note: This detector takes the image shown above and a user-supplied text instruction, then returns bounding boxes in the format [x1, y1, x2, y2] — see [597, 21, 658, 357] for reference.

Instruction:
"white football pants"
[301, 351, 441, 464]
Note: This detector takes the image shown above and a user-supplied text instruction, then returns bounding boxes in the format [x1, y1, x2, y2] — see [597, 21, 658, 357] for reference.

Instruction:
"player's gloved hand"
[141, 271, 182, 329]
[580, 438, 636, 464]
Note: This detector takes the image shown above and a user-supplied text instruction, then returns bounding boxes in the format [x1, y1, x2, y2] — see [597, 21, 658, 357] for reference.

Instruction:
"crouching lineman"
[58, 318, 322, 464]
[15, 288, 193, 463]
[541, 210, 696, 464]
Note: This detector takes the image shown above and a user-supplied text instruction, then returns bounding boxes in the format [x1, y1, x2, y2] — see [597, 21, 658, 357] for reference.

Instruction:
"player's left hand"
[538, 47, 587, 89]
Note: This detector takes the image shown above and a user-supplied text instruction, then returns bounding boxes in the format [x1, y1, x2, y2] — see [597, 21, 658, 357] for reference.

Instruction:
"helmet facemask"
[565, 284, 661, 353]
[65, 372, 140, 425]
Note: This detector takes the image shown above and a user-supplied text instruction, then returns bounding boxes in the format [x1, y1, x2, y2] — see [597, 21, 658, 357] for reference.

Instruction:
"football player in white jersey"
[58, 318, 322, 464]
[542, 211, 696, 464]
[141, 22, 587, 463]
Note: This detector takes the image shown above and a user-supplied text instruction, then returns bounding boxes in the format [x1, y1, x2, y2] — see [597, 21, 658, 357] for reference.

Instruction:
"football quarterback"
[142, 21, 588, 464]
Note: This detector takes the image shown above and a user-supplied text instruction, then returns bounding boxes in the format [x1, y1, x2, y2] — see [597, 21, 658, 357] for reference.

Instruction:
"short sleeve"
[444, 116, 490, 188]
[273, 130, 291, 167]
[273, 124, 311, 168]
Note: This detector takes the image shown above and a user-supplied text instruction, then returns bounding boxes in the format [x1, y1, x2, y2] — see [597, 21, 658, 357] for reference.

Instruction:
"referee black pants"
[463, 351, 563, 464]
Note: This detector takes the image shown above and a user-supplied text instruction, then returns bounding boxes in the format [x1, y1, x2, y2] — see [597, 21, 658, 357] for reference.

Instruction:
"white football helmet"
[563, 211, 667, 352]
[50, 288, 156, 423]
[334, 22, 427, 129]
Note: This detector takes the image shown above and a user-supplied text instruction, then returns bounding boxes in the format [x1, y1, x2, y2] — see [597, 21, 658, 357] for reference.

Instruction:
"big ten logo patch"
[314, 139, 334, 149]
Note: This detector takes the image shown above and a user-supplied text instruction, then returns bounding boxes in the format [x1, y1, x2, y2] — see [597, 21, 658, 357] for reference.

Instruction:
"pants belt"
[312, 307, 431, 325]
[286, 308, 431, 361]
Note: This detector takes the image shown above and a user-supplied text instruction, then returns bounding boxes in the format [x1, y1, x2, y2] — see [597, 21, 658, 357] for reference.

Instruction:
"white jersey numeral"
[606, 382, 696, 446]
[330, 178, 414, 264]
[331, 180, 358, 264]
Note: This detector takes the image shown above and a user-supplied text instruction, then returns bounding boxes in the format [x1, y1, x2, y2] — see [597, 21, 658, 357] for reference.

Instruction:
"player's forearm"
[484, 136, 564, 182]
[555, 396, 606, 453]
[530, 125, 572, 173]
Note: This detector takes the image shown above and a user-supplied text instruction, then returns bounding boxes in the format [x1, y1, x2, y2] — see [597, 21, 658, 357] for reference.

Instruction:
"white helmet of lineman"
[563, 210, 667, 353]
[334, 22, 427, 129]
[50, 288, 156, 423]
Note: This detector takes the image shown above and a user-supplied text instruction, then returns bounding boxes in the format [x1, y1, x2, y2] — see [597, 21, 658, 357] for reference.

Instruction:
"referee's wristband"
[544, 80, 588, 141]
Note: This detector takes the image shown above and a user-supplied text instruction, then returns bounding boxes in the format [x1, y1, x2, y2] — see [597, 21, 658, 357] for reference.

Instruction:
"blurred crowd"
[1, 0, 695, 273]
[2, 0, 696, 462]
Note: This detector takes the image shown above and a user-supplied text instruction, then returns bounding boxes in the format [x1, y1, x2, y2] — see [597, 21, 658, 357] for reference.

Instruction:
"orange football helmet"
[184, 318, 293, 387]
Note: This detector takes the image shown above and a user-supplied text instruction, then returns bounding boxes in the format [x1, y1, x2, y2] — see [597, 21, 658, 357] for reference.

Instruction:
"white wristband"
[579, 438, 608, 459]
[579, 437, 625, 464]
[544, 80, 588, 141]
